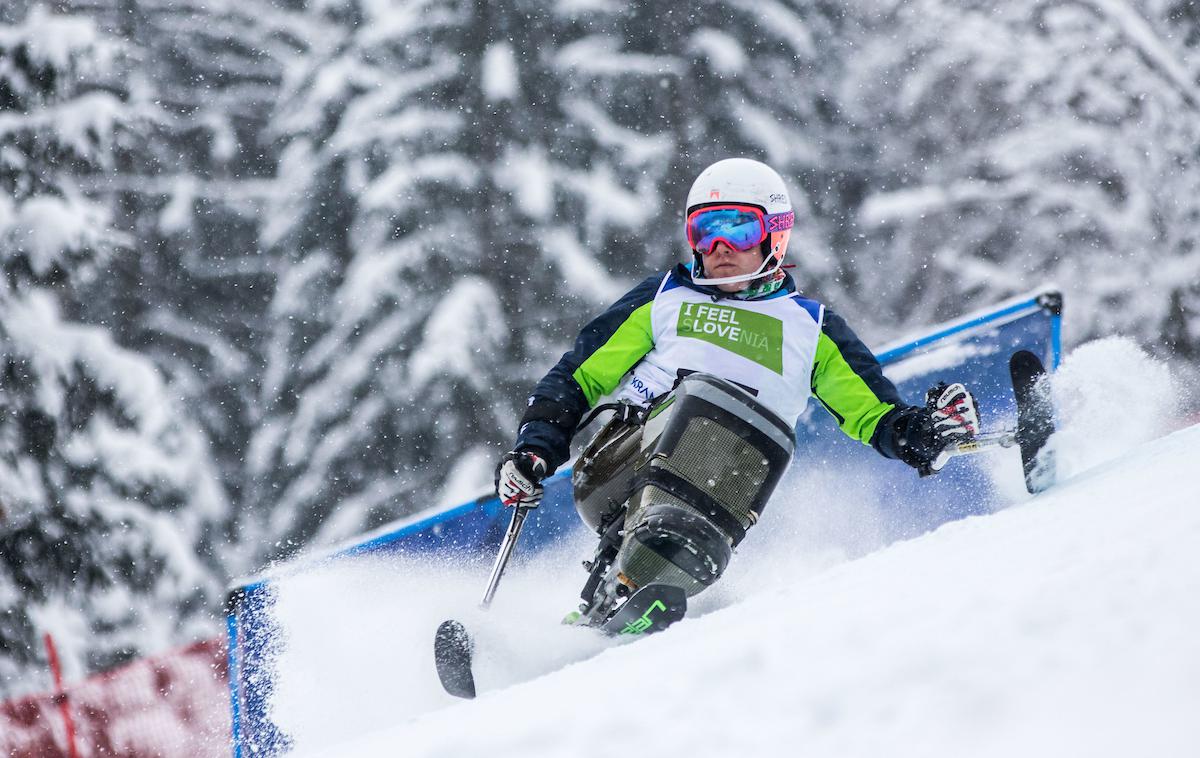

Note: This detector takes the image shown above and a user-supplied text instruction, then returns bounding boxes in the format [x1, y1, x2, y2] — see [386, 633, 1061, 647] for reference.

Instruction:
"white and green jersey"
[517, 266, 910, 471]
[600, 273, 821, 427]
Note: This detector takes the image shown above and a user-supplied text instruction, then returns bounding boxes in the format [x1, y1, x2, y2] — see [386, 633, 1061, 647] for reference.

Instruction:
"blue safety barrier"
[226, 288, 1062, 756]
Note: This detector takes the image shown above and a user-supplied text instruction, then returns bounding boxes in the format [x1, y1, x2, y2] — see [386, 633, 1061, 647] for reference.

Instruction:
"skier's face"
[707, 241, 764, 292]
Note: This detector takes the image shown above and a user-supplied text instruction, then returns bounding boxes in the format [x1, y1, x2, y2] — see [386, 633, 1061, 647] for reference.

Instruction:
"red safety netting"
[0, 638, 230, 758]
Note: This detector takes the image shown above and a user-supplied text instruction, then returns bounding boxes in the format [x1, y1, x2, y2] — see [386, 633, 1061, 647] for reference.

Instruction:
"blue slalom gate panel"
[226, 289, 1061, 756]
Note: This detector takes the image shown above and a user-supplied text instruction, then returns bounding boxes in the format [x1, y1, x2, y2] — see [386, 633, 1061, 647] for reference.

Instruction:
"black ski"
[1010, 350, 1056, 494]
[599, 584, 687, 637]
[434, 619, 476, 699]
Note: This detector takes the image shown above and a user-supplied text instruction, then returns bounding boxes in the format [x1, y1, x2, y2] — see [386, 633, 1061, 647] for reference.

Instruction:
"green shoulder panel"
[811, 331, 896, 445]
[571, 301, 655, 406]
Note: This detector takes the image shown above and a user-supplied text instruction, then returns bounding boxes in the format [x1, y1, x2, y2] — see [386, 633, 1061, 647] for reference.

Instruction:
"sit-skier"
[495, 158, 980, 629]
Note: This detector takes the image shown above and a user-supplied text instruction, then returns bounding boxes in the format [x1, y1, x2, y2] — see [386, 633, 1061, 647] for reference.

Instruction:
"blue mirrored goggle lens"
[688, 209, 765, 253]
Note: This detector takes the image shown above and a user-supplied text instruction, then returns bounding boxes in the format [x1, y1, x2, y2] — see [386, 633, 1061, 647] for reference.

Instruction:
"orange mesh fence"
[0, 638, 230, 758]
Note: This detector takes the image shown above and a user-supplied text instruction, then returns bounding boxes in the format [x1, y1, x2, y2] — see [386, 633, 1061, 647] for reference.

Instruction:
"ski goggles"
[686, 204, 795, 255]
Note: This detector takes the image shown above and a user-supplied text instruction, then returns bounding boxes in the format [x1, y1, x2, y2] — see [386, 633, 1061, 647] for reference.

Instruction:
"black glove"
[495, 450, 549, 508]
[897, 382, 981, 474]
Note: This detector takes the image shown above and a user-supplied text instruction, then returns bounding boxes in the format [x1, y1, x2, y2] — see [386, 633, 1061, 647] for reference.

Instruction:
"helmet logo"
[709, 189, 721, 199]
[769, 193, 787, 204]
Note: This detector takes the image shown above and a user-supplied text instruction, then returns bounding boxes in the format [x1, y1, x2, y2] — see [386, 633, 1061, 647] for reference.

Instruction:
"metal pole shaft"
[951, 429, 1017, 455]
[928, 429, 1017, 474]
[480, 506, 528, 608]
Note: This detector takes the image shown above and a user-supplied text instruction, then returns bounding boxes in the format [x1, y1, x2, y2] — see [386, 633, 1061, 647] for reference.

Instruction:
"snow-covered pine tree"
[0, 5, 228, 696]
[243, 0, 503, 555]
[58, 0, 299, 574]
[834, 0, 1200, 353]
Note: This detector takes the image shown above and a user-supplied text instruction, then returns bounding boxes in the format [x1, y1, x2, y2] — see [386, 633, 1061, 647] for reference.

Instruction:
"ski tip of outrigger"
[434, 619, 477, 699]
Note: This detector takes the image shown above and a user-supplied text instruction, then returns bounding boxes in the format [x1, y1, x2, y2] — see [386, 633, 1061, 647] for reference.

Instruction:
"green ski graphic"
[619, 599, 666, 635]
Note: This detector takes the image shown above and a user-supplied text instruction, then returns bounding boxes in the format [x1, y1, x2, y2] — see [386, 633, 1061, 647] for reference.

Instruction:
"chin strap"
[691, 258, 786, 299]
[691, 255, 780, 285]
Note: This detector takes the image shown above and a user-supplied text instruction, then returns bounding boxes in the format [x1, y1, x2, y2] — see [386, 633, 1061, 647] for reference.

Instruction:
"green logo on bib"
[677, 303, 784, 373]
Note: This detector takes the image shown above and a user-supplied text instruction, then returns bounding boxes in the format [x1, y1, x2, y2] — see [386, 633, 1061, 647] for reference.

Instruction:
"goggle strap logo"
[766, 211, 795, 233]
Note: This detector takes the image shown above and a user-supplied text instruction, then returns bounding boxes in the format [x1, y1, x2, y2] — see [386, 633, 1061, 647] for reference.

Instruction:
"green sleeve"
[571, 301, 655, 406]
[810, 316, 902, 445]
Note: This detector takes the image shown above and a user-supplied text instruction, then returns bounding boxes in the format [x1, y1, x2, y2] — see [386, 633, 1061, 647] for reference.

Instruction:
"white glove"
[495, 451, 549, 508]
[928, 382, 980, 443]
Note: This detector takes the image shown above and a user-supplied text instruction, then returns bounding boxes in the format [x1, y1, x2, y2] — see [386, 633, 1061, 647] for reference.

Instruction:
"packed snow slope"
[269, 340, 1199, 757]
[282, 428, 1200, 757]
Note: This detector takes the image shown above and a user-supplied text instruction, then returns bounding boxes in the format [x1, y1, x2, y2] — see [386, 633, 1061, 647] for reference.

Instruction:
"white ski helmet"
[684, 158, 794, 287]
